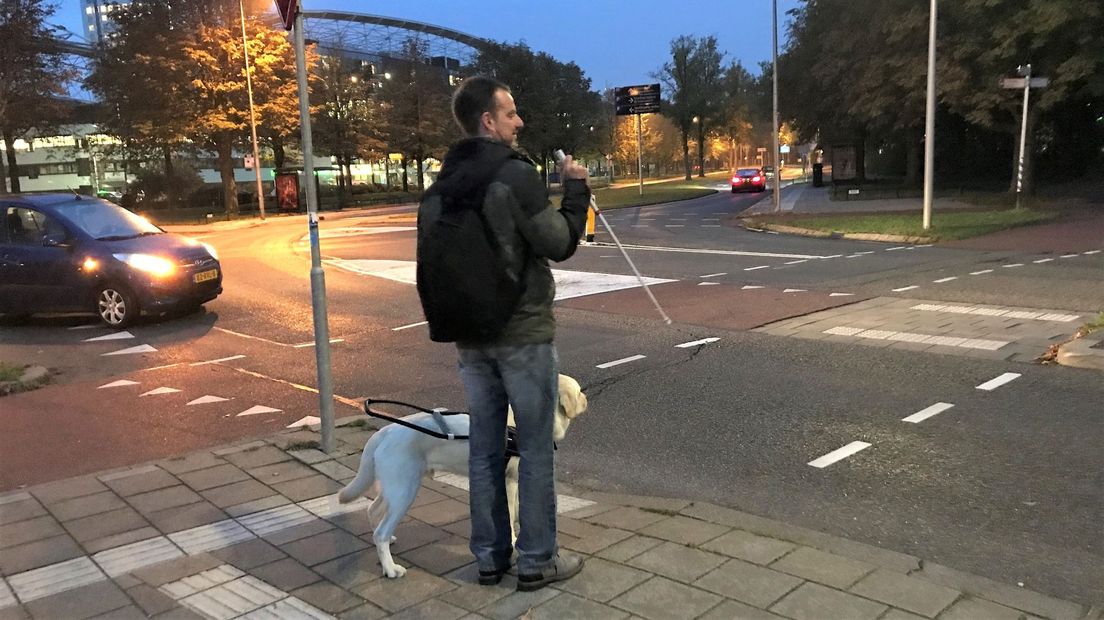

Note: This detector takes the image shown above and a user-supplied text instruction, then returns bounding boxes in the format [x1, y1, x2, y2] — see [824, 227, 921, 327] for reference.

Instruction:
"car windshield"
[59, 199, 162, 240]
[763, 166, 774, 172]
[736, 169, 760, 177]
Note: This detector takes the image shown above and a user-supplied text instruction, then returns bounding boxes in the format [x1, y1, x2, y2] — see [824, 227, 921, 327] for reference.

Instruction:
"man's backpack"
[416, 154, 525, 343]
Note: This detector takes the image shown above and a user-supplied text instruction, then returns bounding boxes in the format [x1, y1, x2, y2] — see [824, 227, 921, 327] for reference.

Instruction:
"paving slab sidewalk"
[1, 422, 1098, 620]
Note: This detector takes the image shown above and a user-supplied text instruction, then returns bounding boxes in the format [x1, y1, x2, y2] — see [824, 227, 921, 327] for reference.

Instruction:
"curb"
[1055, 336, 1104, 371]
[744, 222, 935, 244]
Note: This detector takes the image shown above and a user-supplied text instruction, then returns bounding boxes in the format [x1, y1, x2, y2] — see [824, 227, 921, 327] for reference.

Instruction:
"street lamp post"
[239, 0, 266, 219]
[771, 0, 781, 212]
[922, 0, 937, 230]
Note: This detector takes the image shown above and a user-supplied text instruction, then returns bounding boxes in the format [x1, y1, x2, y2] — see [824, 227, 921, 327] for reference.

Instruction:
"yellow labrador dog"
[338, 374, 588, 578]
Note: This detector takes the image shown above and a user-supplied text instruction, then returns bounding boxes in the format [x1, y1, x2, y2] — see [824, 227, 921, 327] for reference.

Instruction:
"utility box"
[812, 163, 824, 187]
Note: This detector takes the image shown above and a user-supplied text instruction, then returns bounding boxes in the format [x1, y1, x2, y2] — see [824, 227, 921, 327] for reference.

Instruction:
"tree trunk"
[905, 130, 921, 187]
[682, 132, 691, 180]
[855, 136, 867, 183]
[216, 136, 239, 216]
[3, 127, 21, 193]
[401, 155, 408, 192]
[272, 136, 286, 170]
[416, 155, 424, 191]
[336, 155, 347, 208]
[162, 144, 176, 210]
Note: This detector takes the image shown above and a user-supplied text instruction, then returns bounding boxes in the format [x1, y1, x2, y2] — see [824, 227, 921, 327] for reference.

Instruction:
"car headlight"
[201, 242, 219, 261]
[113, 253, 176, 278]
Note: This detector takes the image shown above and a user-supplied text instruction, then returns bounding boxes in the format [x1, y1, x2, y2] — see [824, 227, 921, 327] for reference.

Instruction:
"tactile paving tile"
[7, 557, 105, 603]
[236, 504, 316, 537]
[239, 597, 335, 620]
[169, 519, 255, 554]
[178, 576, 285, 620]
[93, 536, 184, 577]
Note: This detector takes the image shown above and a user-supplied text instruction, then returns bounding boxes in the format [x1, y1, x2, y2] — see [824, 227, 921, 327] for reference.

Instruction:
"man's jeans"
[457, 343, 559, 574]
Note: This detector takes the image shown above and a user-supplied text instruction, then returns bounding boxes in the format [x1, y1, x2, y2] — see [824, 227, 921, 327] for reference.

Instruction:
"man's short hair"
[452, 76, 510, 137]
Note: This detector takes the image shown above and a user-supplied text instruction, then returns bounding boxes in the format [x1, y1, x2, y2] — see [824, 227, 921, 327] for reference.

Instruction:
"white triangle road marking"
[741, 285, 765, 290]
[98, 379, 140, 389]
[141, 387, 181, 396]
[286, 416, 320, 429]
[236, 405, 282, 417]
[102, 344, 157, 356]
[84, 331, 134, 342]
[186, 395, 231, 406]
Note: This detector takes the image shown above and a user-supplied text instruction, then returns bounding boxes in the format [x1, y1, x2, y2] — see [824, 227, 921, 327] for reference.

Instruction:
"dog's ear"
[558, 374, 587, 419]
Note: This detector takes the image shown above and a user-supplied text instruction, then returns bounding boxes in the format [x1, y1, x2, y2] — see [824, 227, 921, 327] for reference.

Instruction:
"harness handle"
[363, 399, 470, 441]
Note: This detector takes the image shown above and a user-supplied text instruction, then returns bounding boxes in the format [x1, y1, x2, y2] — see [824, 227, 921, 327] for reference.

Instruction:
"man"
[416, 76, 590, 591]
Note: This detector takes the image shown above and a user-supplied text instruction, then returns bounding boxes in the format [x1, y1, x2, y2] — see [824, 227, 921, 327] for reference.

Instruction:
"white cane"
[587, 193, 672, 325]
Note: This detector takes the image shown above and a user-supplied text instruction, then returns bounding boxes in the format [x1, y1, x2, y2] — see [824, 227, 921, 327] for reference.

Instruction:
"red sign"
[273, 0, 298, 30]
[275, 173, 300, 211]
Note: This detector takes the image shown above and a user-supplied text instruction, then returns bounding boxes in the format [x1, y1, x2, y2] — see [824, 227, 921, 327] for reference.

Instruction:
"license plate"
[193, 269, 218, 283]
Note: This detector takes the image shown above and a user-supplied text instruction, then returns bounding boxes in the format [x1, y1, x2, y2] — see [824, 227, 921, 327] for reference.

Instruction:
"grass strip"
[0, 362, 25, 382]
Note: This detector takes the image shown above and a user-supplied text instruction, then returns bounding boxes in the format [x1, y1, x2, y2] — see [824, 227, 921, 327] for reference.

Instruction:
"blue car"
[1, 194, 222, 328]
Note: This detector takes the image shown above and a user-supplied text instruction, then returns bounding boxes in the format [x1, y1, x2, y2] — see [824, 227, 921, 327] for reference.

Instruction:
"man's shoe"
[478, 566, 509, 586]
[516, 553, 584, 592]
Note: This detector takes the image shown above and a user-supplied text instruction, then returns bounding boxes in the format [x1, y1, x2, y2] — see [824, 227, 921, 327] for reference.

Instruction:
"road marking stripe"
[676, 337, 719, 348]
[892, 285, 919, 292]
[784, 259, 808, 265]
[214, 327, 292, 347]
[822, 254, 843, 259]
[808, 441, 871, 468]
[292, 339, 344, 348]
[970, 269, 993, 275]
[98, 380, 139, 389]
[902, 402, 954, 423]
[741, 285, 764, 290]
[392, 321, 428, 331]
[885, 246, 906, 251]
[1060, 254, 1078, 258]
[698, 282, 720, 286]
[83, 331, 134, 342]
[596, 355, 646, 369]
[664, 224, 685, 228]
[589, 242, 826, 260]
[829, 292, 855, 297]
[976, 372, 1021, 391]
[1003, 263, 1024, 268]
[1033, 258, 1054, 263]
[1084, 250, 1100, 255]
[932, 277, 958, 283]
[783, 288, 806, 293]
[823, 327, 1007, 350]
[702, 224, 722, 227]
[744, 265, 770, 271]
[190, 355, 246, 366]
[700, 272, 727, 278]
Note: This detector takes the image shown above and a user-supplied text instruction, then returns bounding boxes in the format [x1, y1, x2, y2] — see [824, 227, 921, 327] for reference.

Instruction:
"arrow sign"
[1000, 77, 1049, 89]
[614, 83, 661, 116]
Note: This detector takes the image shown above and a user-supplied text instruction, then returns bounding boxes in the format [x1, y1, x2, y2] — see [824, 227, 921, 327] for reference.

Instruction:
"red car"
[731, 168, 766, 193]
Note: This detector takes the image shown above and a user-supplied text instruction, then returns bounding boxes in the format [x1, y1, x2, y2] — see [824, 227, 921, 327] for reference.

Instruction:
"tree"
[471, 42, 605, 180]
[375, 39, 455, 192]
[655, 36, 724, 179]
[0, 0, 76, 192]
[88, 0, 301, 214]
[312, 53, 386, 204]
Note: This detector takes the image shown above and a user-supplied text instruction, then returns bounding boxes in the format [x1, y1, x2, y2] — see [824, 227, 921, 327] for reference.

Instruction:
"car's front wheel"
[96, 284, 139, 329]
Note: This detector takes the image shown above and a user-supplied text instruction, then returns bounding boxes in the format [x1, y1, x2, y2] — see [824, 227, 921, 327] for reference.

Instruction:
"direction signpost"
[615, 84, 660, 195]
[1001, 66, 1048, 209]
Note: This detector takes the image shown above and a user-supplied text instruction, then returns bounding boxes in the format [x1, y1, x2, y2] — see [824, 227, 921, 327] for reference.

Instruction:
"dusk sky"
[52, 0, 802, 90]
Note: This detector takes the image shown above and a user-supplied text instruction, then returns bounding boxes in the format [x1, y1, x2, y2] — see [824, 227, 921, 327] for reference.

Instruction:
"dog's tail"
[337, 430, 383, 503]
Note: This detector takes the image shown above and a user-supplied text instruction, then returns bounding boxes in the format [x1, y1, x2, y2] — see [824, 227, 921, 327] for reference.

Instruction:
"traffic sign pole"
[636, 113, 643, 195]
[292, 3, 335, 453]
[1015, 64, 1031, 209]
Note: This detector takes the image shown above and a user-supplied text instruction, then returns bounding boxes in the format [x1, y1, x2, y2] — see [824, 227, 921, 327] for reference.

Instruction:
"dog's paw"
[336, 487, 356, 504]
[382, 564, 407, 579]
[390, 536, 397, 543]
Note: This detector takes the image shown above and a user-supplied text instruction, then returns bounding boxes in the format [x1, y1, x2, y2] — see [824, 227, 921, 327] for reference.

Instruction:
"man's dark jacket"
[417, 137, 590, 346]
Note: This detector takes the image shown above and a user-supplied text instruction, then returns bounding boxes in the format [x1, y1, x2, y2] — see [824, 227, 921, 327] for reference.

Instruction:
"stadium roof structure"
[300, 11, 492, 65]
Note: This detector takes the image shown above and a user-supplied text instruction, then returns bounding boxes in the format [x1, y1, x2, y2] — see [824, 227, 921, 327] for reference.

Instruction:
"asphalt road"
[1, 191, 1100, 604]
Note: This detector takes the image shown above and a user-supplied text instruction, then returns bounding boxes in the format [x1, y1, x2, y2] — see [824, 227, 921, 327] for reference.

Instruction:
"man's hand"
[558, 154, 588, 181]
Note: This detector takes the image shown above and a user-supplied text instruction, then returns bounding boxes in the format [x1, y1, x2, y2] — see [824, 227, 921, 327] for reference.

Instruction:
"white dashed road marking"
[823, 326, 1007, 350]
[744, 265, 770, 271]
[892, 285, 919, 292]
[809, 441, 871, 468]
[970, 269, 994, 275]
[1033, 258, 1054, 264]
[98, 380, 139, 389]
[596, 355, 646, 369]
[976, 373, 1021, 391]
[932, 277, 958, 283]
[700, 272, 727, 278]
[83, 331, 134, 342]
[392, 321, 427, 331]
[190, 355, 246, 366]
[910, 304, 1079, 322]
[902, 402, 955, 424]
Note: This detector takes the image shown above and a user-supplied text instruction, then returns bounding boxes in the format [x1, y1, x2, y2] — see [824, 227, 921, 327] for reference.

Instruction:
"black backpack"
[416, 154, 525, 343]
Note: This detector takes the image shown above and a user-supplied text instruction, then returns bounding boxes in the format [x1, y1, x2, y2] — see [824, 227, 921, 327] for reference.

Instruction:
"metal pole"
[922, 0, 937, 230]
[293, 6, 335, 453]
[1015, 64, 1031, 210]
[771, 0, 781, 212]
[240, 0, 266, 220]
[636, 113, 643, 195]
